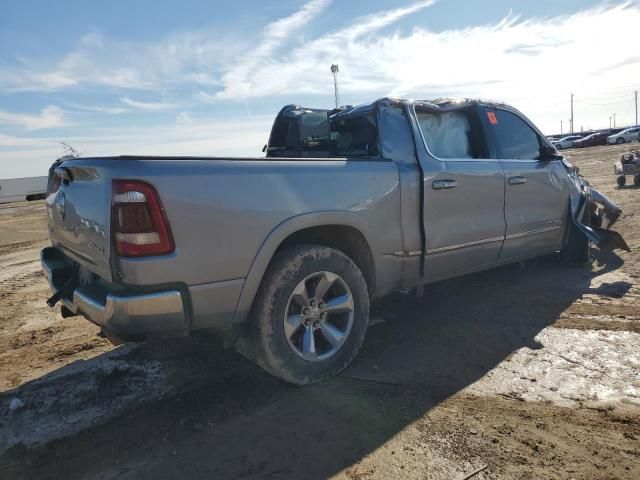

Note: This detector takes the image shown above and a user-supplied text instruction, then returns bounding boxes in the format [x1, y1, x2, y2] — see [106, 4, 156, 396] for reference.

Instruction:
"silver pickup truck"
[42, 97, 627, 384]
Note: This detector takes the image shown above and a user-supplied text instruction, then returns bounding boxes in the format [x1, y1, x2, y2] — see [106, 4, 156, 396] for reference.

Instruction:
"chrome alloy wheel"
[283, 271, 354, 362]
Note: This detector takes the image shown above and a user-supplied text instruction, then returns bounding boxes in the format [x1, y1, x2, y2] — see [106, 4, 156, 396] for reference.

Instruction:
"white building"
[0, 177, 48, 203]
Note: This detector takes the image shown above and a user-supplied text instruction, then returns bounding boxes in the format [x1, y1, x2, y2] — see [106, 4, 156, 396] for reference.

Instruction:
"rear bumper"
[41, 247, 187, 341]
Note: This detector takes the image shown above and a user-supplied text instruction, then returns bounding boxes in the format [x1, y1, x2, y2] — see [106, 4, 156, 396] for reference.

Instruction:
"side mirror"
[541, 143, 563, 161]
[262, 144, 268, 153]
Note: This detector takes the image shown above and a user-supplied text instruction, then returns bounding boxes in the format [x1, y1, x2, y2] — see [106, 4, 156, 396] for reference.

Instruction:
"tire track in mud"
[0, 262, 44, 302]
[0, 240, 46, 257]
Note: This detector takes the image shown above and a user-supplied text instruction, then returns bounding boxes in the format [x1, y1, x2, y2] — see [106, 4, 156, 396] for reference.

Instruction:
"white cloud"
[0, 28, 246, 92]
[214, 0, 332, 100]
[121, 97, 178, 111]
[70, 104, 127, 114]
[209, 1, 640, 131]
[214, 0, 436, 100]
[0, 106, 66, 130]
[175, 112, 194, 124]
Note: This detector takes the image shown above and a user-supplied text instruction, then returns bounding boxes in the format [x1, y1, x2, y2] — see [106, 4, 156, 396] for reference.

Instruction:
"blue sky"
[1, 0, 640, 178]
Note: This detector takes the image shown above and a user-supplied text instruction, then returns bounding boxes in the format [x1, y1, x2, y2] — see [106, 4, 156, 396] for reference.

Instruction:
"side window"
[415, 108, 487, 159]
[330, 114, 379, 157]
[488, 109, 542, 160]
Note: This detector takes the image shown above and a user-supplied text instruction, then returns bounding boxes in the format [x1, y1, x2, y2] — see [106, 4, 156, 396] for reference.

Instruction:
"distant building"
[0, 176, 48, 204]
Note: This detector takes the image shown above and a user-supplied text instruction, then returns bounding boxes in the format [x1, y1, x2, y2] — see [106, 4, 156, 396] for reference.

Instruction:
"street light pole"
[570, 93, 574, 133]
[330, 64, 340, 109]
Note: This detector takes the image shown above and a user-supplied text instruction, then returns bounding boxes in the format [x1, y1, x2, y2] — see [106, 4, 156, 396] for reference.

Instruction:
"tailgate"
[47, 163, 113, 282]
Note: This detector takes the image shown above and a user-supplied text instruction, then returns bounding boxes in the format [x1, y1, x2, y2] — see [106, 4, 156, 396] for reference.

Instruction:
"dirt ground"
[0, 144, 639, 479]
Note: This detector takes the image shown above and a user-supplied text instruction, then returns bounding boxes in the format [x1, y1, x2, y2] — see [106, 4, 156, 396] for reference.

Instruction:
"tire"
[617, 175, 627, 187]
[249, 245, 369, 385]
[555, 144, 563, 150]
[634, 174, 640, 186]
[616, 137, 625, 144]
[560, 220, 590, 265]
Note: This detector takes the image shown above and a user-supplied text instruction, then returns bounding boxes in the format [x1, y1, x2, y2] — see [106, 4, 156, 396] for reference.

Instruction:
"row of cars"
[550, 126, 640, 150]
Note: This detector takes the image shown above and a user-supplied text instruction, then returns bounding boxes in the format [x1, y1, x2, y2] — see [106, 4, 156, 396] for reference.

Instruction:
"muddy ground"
[0, 144, 639, 479]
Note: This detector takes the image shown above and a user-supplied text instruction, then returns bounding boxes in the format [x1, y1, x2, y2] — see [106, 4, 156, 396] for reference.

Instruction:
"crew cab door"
[481, 107, 569, 260]
[414, 105, 506, 281]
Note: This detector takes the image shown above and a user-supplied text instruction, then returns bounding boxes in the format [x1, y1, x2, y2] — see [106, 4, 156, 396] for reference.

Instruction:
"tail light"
[111, 180, 174, 257]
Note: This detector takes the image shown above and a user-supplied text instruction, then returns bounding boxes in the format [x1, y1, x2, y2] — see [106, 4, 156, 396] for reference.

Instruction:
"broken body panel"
[266, 98, 627, 259]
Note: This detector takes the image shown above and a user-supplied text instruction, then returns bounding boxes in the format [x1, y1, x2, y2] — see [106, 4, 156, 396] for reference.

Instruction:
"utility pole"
[330, 64, 340, 109]
[560, 120, 563, 134]
[570, 93, 574, 133]
[609, 116, 613, 129]
[612, 113, 616, 128]
[635, 90, 638, 126]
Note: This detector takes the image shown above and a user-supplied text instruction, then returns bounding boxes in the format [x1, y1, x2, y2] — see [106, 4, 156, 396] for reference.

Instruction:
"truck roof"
[330, 97, 513, 120]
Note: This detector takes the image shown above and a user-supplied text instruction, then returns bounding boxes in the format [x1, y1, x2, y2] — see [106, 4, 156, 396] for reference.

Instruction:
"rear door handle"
[432, 179, 458, 190]
[508, 176, 527, 185]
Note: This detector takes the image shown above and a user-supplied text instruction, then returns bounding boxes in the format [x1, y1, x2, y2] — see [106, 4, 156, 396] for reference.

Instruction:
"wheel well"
[276, 225, 376, 296]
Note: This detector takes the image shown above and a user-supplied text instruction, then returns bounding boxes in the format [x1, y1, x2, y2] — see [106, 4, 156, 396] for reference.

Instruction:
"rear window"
[330, 114, 379, 157]
[267, 109, 330, 157]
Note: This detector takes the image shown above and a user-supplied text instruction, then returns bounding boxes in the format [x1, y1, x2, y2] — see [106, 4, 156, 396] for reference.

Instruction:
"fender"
[231, 210, 384, 324]
[569, 186, 629, 252]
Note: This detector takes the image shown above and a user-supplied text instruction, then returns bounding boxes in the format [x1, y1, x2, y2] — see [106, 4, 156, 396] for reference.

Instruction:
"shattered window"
[300, 111, 330, 155]
[489, 109, 541, 160]
[416, 110, 480, 159]
[330, 114, 379, 157]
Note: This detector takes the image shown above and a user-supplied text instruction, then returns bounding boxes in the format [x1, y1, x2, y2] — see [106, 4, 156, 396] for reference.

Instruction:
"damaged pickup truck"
[42, 97, 629, 384]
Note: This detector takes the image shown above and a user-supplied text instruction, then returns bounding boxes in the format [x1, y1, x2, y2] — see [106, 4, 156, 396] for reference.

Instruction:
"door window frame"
[480, 106, 557, 162]
[411, 104, 495, 163]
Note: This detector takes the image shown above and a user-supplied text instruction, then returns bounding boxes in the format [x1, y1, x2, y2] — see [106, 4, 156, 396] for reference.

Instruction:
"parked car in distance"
[573, 132, 609, 148]
[607, 127, 640, 144]
[552, 135, 583, 150]
[41, 97, 627, 385]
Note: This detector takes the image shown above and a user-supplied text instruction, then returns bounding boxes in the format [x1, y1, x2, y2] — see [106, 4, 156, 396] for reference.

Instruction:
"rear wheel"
[249, 245, 369, 385]
[617, 175, 627, 187]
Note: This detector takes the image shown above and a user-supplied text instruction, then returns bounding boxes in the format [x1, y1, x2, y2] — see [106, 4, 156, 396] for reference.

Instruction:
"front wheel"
[249, 245, 369, 385]
[616, 137, 625, 144]
[617, 175, 627, 187]
[634, 174, 640, 186]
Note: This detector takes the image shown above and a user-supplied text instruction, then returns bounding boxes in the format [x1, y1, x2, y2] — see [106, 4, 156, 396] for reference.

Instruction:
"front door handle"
[432, 179, 458, 190]
[508, 176, 527, 185]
